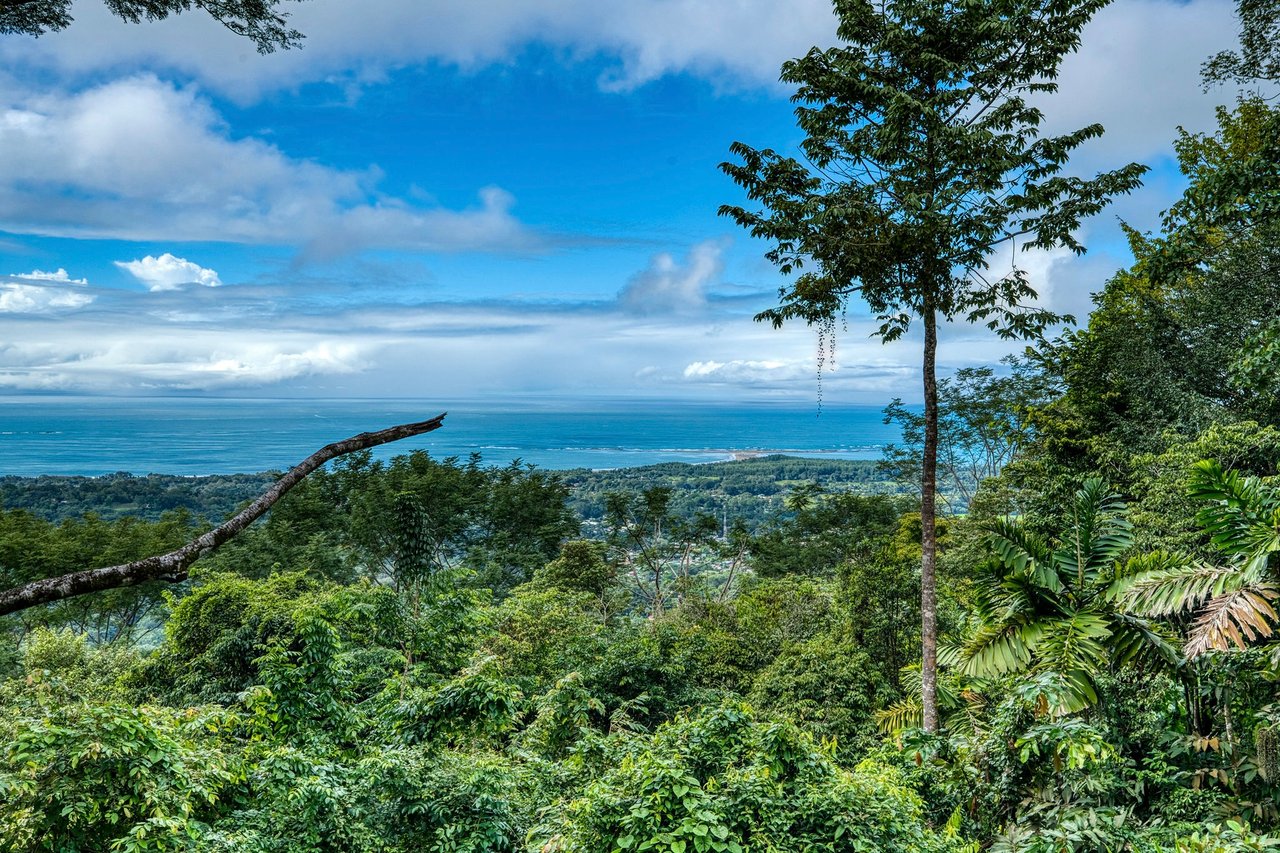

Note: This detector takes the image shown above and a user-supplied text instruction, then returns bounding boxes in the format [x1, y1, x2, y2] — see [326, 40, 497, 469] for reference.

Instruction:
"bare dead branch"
[0, 413, 447, 616]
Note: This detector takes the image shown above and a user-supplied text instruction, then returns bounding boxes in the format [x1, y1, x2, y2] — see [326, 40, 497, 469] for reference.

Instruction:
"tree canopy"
[720, 0, 1145, 730]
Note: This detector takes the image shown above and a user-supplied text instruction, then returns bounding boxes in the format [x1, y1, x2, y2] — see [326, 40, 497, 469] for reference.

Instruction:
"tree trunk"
[0, 413, 447, 616]
[921, 302, 940, 732]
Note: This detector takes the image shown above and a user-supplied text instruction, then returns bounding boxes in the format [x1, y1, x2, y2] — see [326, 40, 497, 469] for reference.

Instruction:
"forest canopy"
[4, 0, 1280, 850]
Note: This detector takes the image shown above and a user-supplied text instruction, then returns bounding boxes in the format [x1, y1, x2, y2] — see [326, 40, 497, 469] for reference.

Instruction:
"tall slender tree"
[720, 0, 1145, 730]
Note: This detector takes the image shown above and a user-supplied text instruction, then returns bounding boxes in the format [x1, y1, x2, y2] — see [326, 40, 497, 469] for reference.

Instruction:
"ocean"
[0, 397, 901, 476]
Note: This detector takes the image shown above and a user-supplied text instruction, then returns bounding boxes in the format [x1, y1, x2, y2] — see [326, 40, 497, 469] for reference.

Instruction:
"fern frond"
[1186, 583, 1280, 658]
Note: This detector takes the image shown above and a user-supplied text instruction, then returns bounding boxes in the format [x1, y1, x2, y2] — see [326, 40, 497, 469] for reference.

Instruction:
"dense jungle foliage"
[0, 456, 893, 527]
[5, 1, 1280, 850]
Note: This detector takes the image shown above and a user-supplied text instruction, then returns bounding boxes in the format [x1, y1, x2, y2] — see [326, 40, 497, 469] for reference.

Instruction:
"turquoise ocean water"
[0, 397, 900, 476]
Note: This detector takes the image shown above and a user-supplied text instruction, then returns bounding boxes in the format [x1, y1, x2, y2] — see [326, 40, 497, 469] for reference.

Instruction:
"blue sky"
[0, 0, 1251, 403]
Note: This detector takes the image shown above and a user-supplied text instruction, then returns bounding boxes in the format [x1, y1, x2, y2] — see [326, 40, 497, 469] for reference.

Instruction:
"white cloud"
[2, 269, 95, 315]
[0, 76, 539, 251]
[3, 0, 1246, 125]
[0, 282, 94, 313]
[115, 253, 222, 290]
[184, 343, 364, 385]
[1041, 0, 1241, 167]
[0, 233, 1043, 400]
[12, 267, 88, 284]
[0, 317, 367, 390]
[619, 240, 724, 314]
[4, 0, 838, 100]
[683, 358, 803, 382]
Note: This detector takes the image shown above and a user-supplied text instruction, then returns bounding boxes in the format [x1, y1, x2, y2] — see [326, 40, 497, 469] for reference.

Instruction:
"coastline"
[0, 399, 897, 477]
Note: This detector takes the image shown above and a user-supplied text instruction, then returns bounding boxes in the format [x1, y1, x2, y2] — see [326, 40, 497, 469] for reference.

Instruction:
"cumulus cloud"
[115, 253, 222, 290]
[2, 269, 94, 314]
[1040, 0, 1240, 167]
[0, 76, 539, 252]
[0, 282, 94, 313]
[619, 240, 724, 314]
[12, 267, 88, 284]
[4, 0, 838, 99]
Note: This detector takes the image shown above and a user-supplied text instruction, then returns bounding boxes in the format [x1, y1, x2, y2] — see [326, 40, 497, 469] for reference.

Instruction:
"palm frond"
[1117, 560, 1243, 616]
[1106, 550, 1193, 602]
[897, 663, 962, 708]
[1189, 460, 1280, 567]
[971, 566, 1040, 625]
[1186, 583, 1280, 658]
[936, 641, 965, 669]
[948, 688, 991, 741]
[878, 668, 985, 735]
[1034, 611, 1111, 684]
[1055, 477, 1132, 589]
[1056, 669, 1100, 714]
[960, 620, 1041, 677]
[1107, 612, 1181, 669]
[987, 517, 1058, 592]
[876, 696, 922, 734]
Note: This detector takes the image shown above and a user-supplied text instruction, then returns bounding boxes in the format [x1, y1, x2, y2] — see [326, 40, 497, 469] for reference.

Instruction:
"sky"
[0, 0, 1253, 404]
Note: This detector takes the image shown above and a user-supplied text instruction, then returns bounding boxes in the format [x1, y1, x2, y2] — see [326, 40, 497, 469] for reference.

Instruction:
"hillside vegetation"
[4, 0, 1280, 850]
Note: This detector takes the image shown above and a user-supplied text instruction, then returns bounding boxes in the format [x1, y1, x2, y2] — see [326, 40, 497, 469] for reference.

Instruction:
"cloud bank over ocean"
[0, 0, 1246, 401]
